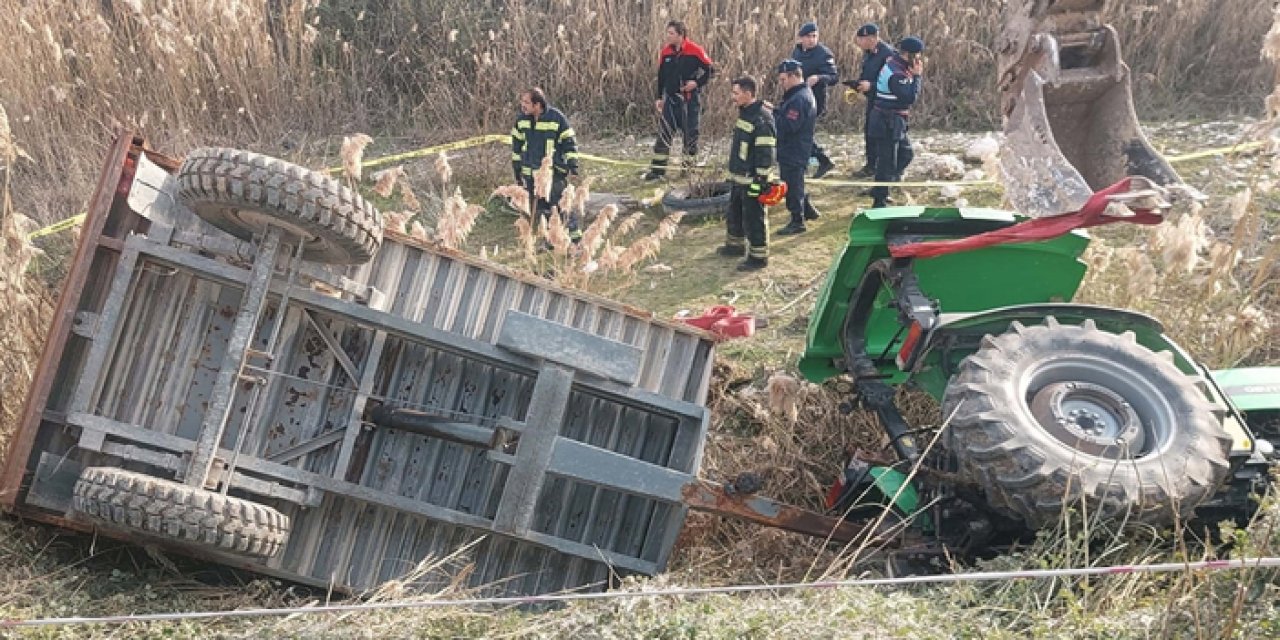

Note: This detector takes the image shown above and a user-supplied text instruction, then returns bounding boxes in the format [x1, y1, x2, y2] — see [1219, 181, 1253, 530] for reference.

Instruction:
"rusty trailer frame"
[2, 134, 866, 596]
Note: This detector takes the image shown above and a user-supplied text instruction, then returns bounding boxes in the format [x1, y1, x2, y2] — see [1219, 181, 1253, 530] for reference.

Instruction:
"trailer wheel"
[942, 318, 1232, 529]
[176, 147, 383, 265]
[71, 467, 291, 559]
[661, 181, 732, 219]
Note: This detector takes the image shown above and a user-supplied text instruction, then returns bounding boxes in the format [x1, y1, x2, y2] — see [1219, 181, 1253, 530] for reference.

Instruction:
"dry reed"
[0, 0, 1273, 230]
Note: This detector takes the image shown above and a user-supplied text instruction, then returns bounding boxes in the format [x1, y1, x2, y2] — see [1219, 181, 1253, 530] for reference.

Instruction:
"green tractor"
[800, 200, 1278, 551]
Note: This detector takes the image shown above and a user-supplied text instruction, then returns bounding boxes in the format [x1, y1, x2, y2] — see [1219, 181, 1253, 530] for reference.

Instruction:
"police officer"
[510, 87, 582, 239]
[868, 37, 925, 209]
[790, 21, 838, 179]
[717, 76, 775, 271]
[644, 20, 715, 180]
[848, 24, 895, 179]
[774, 59, 820, 236]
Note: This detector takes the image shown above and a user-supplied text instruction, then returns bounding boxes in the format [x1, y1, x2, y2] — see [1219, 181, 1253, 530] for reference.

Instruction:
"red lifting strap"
[889, 178, 1165, 259]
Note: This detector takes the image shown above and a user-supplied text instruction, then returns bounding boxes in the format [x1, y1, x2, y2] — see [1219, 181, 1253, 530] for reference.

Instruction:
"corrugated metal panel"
[2, 136, 716, 595]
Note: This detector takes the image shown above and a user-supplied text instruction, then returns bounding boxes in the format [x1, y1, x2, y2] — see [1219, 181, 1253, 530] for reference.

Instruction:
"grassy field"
[1, 120, 1278, 638]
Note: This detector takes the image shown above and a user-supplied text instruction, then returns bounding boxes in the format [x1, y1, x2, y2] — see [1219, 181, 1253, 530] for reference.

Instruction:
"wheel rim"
[1022, 356, 1175, 460]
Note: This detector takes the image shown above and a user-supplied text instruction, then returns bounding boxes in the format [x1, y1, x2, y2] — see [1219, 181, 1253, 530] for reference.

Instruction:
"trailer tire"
[661, 182, 732, 219]
[942, 318, 1232, 529]
[177, 147, 383, 265]
[71, 467, 291, 559]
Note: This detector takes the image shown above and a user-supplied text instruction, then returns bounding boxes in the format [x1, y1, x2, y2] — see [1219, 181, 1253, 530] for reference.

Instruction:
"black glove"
[512, 161, 523, 184]
[840, 79, 860, 89]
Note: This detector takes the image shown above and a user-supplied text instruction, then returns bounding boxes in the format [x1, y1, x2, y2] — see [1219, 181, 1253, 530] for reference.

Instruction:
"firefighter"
[644, 20, 715, 181]
[774, 59, 820, 236]
[868, 37, 925, 210]
[848, 24, 896, 179]
[717, 76, 775, 271]
[510, 87, 582, 240]
[790, 21, 838, 179]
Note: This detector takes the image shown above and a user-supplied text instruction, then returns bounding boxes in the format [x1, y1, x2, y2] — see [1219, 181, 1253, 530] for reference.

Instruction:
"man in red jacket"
[644, 20, 715, 181]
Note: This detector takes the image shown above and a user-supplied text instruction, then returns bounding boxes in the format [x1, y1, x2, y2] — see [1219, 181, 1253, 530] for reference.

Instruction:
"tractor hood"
[1211, 368, 1280, 413]
[800, 206, 1090, 383]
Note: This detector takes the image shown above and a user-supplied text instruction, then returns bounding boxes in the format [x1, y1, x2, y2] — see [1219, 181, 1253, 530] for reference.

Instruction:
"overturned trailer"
[3, 133, 865, 595]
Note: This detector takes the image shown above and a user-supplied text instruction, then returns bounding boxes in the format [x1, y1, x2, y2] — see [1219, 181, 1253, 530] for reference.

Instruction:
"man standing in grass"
[717, 76, 775, 271]
[868, 37, 925, 210]
[789, 22, 838, 179]
[511, 87, 582, 241]
[644, 20, 715, 181]
[848, 24, 896, 180]
[774, 59, 821, 236]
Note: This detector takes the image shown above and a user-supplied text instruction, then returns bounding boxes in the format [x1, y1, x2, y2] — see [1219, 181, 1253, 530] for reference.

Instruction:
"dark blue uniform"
[775, 84, 819, 228]
[868, 54, 921, 207]
[858, 42, 896, 173]
[790, 43, 838, 117]
[790, 42, 838, 171]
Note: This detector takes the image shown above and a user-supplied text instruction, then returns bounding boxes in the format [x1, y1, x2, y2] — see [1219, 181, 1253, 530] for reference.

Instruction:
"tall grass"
[0, 0, 1274, 227]
[0, 104, 55, 454]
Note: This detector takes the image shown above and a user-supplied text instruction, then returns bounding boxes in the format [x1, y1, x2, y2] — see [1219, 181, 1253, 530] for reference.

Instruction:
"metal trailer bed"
[1, 133, 721, 595]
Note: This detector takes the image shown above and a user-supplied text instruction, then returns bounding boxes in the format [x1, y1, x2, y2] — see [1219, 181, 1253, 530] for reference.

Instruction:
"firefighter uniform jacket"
[656, 40, 715, 98]
[510, 106, 580, 179]
[790, 43, 838, 116]
[774, 84, 817, 167]
[727, 100, 775, 184]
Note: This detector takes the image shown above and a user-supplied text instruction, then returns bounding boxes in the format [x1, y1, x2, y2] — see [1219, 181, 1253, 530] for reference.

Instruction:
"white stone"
[965, 136, 1001, 162]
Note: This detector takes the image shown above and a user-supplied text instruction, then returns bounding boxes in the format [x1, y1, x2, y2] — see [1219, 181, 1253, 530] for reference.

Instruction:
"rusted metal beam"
[0, 133, 139, 507]
[681, 480, 898, 547]
[184, 227, 283, 488]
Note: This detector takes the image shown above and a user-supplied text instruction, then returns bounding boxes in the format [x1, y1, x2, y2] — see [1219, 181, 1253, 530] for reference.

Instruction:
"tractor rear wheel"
[942, 318, 1232, 529]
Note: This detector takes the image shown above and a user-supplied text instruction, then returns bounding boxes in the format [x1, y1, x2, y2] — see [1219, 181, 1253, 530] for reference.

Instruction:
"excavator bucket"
[999, 1, 1183, 216]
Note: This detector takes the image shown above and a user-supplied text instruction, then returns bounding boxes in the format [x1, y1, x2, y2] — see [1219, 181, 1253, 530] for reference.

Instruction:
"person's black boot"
[813, 155, 835, 180]
[737, 256, 768, 271]
[716, 244, 746, 257]
[642, 170, 665, 181]
[804, 203, 821, 221]
[854, 165, 876, 178]
[777, 221, 807, 236]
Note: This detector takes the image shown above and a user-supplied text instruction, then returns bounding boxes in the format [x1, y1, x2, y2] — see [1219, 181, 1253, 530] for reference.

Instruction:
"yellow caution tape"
[65, 126, 1248, 239]
[1164, 139, 1266, 164]
[811, 177, 996, 188]
[26, 212, 86, 240]
[324, 134, 509, 174]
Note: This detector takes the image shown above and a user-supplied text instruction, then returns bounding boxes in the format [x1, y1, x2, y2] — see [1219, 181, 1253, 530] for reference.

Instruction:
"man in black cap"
[774, 59, 820, 236]
[790, 21, 838, 179]
[867, 37, 925, 209]
[847, 24, 896, 179]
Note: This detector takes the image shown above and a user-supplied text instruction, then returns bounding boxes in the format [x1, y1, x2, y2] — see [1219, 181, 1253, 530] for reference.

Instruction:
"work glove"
[512, 161, 523, 184]
[746, 179, 766, 199]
